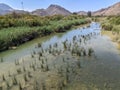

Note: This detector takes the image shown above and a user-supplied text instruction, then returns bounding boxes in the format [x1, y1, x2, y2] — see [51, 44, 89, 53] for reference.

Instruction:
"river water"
[0, 22, 120, 90]
[0, 22, 100, 62]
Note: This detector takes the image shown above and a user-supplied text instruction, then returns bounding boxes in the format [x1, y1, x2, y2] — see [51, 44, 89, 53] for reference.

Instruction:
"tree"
[87, 11, 91, 17]
[73, 12, 77, 15]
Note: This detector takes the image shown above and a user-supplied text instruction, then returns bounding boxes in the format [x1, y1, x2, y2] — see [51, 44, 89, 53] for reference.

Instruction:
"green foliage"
[0, 14, 90, 51]
[112, 25, 120, 34]
[102, 16, 120, 31]
[101, 23, 113, 31]
[109, 16, 120, 25]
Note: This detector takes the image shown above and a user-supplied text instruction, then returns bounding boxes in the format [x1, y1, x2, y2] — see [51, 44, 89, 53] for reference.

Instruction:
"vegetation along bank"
[101, 16, 120, 49]
[0, 14, 91, 51]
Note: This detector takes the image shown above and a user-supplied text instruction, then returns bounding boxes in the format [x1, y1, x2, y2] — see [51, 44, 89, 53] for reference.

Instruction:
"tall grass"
[101, 16, 120, 45]
[0, 15, 90, 51]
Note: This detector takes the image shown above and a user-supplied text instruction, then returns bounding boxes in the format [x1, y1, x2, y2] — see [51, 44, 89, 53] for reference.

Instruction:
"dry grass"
[102, 30, 115, 40]
[102, 30, 120, 50]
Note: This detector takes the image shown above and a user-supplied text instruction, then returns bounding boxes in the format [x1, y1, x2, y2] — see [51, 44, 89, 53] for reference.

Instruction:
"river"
[0, 22, 120, 90]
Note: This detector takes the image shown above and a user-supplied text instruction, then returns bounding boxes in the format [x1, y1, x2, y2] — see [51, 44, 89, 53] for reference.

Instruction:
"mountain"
[93, 2, 120, 16]
[32, 4, 71, 16]
[0, 3, 13, 11]
[1, 2, 120, 16]
[46, 4, 71, 15]
[31, 9, 48, 16]
[0, 3, 71, 16]
[0, 3, 29, 15]
[77, 11, 87, 16]
[0, 3, 13, 15]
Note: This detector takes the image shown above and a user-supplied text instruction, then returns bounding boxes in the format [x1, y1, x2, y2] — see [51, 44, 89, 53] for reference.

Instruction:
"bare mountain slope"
[32, 4, 71, 16]
[31, 9, 48, 16]
[93, 2, 120, 16]
[46, 4, 71, 15]
[0, 3, 13, 15]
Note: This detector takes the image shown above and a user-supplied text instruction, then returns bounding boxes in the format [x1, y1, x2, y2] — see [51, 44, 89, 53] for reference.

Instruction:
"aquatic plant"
[88, 48, 94, 56]
[15, 59, 19, 65]
[17, 68, 23, 74]
[0, 57, 4, 63]
[0, 15, 89, 52]
[37, 43, 42, 48]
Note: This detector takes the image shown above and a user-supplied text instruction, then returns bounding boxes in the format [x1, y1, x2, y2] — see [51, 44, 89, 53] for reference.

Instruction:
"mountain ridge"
[0, 2, 120, 16]
[93, 2, 120, 16]
[32, 4, 71, 16]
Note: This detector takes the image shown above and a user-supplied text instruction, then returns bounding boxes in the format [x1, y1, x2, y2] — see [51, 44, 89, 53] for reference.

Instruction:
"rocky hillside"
[0, 3, 29, 15]
[0, 3, 13, 15]
[46, 4, 71, 15]
[0, 3, 71, 16]
[0, 3, 13, 11]
[93, 2, 120, 16]
[1, 2, 120, 16]
[31, 9, 48, 16]
[32, 4, 71, 16]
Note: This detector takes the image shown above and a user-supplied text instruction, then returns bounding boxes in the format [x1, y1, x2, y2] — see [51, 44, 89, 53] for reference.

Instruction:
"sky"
[0, 0, 119, 12]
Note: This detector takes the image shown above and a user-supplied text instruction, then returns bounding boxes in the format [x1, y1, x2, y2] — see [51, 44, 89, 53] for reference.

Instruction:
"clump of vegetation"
[102, 16, 120, 45]
[0, 57, 4, 63]
[0, 14, 90, 52]
[101, 23, 113, 31]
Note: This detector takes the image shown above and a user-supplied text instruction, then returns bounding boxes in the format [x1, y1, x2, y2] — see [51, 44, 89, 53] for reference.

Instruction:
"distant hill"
[93, 2, 120, 16]
[77, 11, 87, 16]
[1, 2, 120, 16]
[31, 9, 48, 16]
[0, 3, 13, 11]
[0, 3, 71, 16]
[46, 4, 71, 15]
[0, 3, 29, 15]
[32, 4, 71, 16]
[0, 3, 13, 15]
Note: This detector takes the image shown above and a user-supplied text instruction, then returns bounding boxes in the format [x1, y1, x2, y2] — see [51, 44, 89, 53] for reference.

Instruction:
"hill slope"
[46, 4, 71, 15]
[0, 3, 29, 15]
[93, 2, 120, 16]
[32, 4, 71, 16]
[0, 3, 13, 15]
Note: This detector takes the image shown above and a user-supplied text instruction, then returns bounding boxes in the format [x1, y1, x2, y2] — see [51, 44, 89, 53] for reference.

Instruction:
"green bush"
[0, 14, 90, 51]
[101, 23, 113, 31]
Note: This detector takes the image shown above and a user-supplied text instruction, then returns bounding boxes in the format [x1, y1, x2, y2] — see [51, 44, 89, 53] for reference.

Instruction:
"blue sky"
[0, 0, 119, 12]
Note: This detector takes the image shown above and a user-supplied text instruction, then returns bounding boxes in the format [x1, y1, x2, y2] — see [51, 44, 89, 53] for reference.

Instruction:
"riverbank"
[101, 16, 120, 50]
[0, 23, 98, 90]
[1, 22, 120, 90]
[0, 15, 90, 52]
[102, 30, 120, 50]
